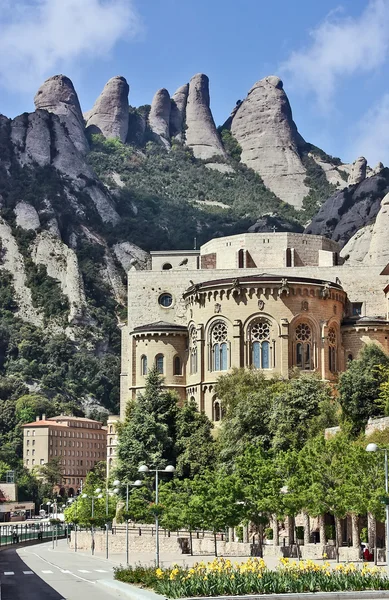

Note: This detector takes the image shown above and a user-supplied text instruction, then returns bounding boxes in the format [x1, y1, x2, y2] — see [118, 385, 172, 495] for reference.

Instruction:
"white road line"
[42, 570, 53, 574]
[60, 569, 71, 574]
[23, 571, 34, 575]
[78, 569, 91, 573]
[4, 572, 14, 575]
[95, 569, 108, 573]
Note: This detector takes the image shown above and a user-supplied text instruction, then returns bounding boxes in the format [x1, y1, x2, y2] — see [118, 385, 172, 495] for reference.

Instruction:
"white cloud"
[353, 94, 389, 166]
[280, 0, 389, 110]
[0, 0, 140, 92]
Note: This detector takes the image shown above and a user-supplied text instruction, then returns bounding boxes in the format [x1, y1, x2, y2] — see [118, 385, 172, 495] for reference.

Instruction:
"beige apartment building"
[22, 415, 107, 495]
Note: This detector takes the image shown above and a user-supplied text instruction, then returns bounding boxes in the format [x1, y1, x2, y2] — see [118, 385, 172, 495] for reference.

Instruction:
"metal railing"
[0, 522, 66, 548]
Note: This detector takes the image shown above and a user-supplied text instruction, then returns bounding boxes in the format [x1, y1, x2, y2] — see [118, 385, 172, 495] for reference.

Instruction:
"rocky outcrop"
[230, 75, 308, 208]
[30, 231, 86, 321]
[113, 242, 150, 271]
[185, 74, 226, 161]
[9, 110, 119, 224]
[85, 76, 130, 143]
[340, 224, 374, 264]
[34, 75, 88, 155]
[348, 157, 367, 185]
[148, 88, 171, 149]
[248, 214, 303, 234]
[365, 192, 389, 265]
[0, 218, 43, 326]
[14, 202, 40, 231]
[305, 172, 389, 247]
[308, 154, 349, 188]
[170, 84, 189, 141]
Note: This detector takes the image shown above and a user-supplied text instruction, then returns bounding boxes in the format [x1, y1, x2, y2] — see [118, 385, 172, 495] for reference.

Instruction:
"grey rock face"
[34, 75, 88, 155]
[148, 88, 171, 149]
[170, 83, 189, 141]
[9, 110, 119, 224]
[230, 75, 308, 208]
[305, 172, 389, 247]
[348, 157, 367, 185]
[185, 73, 226, 160]
[366, 192, 389, 265]
[85, 76, 129, 143]
[340, 224, 374, 264]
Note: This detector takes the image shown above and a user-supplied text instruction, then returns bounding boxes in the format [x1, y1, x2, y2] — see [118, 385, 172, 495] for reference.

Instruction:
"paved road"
[0, 540, 128, 599]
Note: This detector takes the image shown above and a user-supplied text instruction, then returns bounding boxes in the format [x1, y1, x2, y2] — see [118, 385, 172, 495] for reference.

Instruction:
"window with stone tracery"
[328, 326, 337, 373]
[210, 321, 228, 371]
[189, 327, 198, 374]
[249, 319, 271, 369]
[295, 322, 313, 370]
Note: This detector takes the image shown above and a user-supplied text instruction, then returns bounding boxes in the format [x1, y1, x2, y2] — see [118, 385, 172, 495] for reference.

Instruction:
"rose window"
[250, 321, 270, 342]
[295, 323, 311, 342]
[211, 322, 228, 344]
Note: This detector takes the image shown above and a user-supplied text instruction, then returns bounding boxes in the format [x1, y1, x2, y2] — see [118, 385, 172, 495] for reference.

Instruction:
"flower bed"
[114, 557, 389, 598]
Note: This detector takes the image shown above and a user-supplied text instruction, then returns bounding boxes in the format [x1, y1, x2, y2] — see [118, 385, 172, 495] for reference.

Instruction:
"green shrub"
[325, 524, 335, 540]
[265, 527, 273, 540]
[360, 527, 368, 543]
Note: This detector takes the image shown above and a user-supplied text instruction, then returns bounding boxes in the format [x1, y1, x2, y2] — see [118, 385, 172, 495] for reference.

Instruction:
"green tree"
[215, 368, 285, 464]
[270, 373, 337, 452]
[15, 394, 57, 424]
[338, 344, 389, 436]
[116, 368, 179, 481]
[174, 398, 215, 479]
[38, 457, 63, 488]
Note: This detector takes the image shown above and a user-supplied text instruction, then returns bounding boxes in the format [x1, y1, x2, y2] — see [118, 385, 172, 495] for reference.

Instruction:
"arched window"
[210, 321, 228, 371]
[213, 401, 221, 422]
[295, 323, 313, 370]
[156, 354, 164, 374]
[162, 263, 172, 270]
[109, 426, 113, 434]
[249, 319, 271, 369]
[347, 353, 353, 362]
[190, 327, 198, 374]
[286, 248, 292, 267]
[328, 327, 337, 373]
[141, 355, 148, 376]
[173, 356, 182, 375]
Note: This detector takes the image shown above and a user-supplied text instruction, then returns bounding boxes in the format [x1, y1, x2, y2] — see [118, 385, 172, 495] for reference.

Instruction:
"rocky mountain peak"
[170, 83, 189, 141]
[185, 73, 227, 161]
[348, 156, 367, 185]
[34, 74, 88, 154]
[230, 74, 308, 208]
[85, 76, 130, 143]
[148, 88, 171, 149]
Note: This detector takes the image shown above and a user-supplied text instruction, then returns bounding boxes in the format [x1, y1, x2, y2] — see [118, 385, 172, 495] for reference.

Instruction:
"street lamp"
[82, 489, 103, 555]
[138, 465, 175, 567]
[366, 443, 389, 565]
[103, 481, 121, 560]
[67, 497, 79, 552]
[115, 479, 142, 565]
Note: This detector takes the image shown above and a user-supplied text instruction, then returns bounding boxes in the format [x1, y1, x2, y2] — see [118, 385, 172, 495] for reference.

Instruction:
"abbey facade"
[119, 232, 389, 424]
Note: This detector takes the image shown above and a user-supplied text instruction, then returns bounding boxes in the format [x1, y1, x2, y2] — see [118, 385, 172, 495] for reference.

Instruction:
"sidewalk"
[64, 542, 382, 571]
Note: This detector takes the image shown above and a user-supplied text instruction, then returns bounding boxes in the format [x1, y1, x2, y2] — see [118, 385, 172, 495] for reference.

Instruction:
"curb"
[99, 579, 166, 600]
[183, 594, 389, 600]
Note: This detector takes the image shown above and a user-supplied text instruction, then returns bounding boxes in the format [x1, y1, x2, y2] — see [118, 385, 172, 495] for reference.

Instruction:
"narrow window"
[141, 355, 148, 376]
[156, 354, 164, 374]
[214, 402, 221, 422]
[249, 320, 272, 369]
[286, 248, 292, 267]
[295, 323, 313, 370]
[173, 356, 182, 375]
[211, 321, 228, 371]
[238, 248, 244, 268]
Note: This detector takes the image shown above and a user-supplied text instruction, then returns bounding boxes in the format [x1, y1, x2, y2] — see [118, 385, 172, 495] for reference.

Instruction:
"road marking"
[95, 569, 108, 572]
[23, 571, 34, 575]
[78, 569, 91, 573]
[4, 572, 14, 575]
[42, 570, 53, 574]
[61, 569, 71, 574]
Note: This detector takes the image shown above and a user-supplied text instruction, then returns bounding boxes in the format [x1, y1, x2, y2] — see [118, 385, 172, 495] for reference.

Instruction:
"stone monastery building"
[120, 232, 389, 423]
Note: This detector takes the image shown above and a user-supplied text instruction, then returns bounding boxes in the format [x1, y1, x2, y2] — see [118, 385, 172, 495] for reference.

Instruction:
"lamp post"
[115, 479, 142, 566]
[82, 488, 103, 555]
[67, 497, 78, 552]
[366, 443, 389, 565]
[138, 465, 175, 568]
[104, 481, 120, 560]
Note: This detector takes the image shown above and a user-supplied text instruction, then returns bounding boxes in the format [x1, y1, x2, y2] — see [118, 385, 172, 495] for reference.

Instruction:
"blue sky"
[0, 0, 389, 165]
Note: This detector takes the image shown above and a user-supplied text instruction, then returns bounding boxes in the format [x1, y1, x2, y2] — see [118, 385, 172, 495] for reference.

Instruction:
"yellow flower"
[322, 553, 328, 559]
[156, 568, 164, 579]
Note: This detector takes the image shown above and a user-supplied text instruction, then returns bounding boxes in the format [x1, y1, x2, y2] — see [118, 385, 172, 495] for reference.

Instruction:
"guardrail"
[0, 522, 66, 548]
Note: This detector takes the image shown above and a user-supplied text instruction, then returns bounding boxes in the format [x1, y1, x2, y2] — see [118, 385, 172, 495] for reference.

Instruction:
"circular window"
[159, 293, 173, 308]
